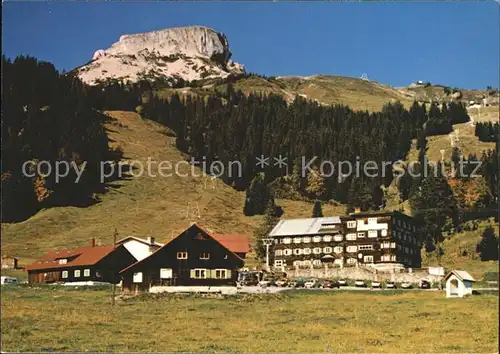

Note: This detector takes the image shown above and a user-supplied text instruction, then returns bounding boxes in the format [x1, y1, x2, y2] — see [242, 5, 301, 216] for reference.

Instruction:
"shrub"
[476, 227, 499, 261]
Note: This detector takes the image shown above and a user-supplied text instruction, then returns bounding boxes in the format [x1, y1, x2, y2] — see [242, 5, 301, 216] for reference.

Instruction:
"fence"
[289, 265, 443, 284]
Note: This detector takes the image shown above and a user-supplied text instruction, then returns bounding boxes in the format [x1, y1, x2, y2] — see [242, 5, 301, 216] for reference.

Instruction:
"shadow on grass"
[2, 157, 140, 223]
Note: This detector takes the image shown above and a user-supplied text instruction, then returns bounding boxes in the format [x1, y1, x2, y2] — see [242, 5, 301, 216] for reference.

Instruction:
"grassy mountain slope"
[1, 111, 345, 266]
[153, 76, 497, 115]
[276, 75, 413, 111]
[406, 105, 498, 162]
[422, 219, 498, 281]
[156, 75, 414, 112]
[398, 84, 495, 104]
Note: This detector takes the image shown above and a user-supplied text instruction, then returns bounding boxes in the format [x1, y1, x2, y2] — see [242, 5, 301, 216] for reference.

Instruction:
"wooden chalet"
[120, 224, 247, 294]
[26, 239, 137, 284]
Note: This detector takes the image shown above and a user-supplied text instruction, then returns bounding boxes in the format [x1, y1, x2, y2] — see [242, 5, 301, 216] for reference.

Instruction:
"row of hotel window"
[345, 219, 416, 232]
[131, 268, 231, 283]
[393, 218, 416, 231]
[275, 243, 416, 257]
[278, 231, 386, 244]
[278, 232, 417, 245]
[274, 254, 398, 267]
[61, 269, 91, 278]
[397, 245, 417, 255]
[275, 244, 390, 256]
[394, 231, 417, 244]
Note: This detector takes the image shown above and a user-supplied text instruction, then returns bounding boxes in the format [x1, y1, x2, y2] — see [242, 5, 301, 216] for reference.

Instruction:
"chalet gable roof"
[211, 233, 250, 254]
[444, 270, 475, 282]
[2, 255, 19, 260]
[26, 245, 115, 271]
[119, 223, 246, 274]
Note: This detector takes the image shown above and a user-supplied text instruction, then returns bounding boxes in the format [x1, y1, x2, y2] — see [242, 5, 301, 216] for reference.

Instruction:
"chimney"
[147, 237, 155, 245]
[90, 238, 95, 247]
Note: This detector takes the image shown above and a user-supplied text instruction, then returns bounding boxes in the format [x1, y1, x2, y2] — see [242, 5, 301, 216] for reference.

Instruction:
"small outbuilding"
[1, 255, 19, 269]
[444, 270, 475, 298]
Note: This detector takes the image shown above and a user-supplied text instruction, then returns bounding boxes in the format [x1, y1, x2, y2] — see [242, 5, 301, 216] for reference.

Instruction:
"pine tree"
[1, 56, 118, 222]
[312, 200, 323, 217]
[243, 173, 274, 216]
[243, 196, 254, 216]
[347, 178, 374, 212]
[305, 167, 326, 198]
[398, 166, 414, 201]
[371, 185, 385, 210]
[476, 227, 499, 261]
[254, 201, 281, 262]
[289, 158, 305, 193]
[424, 237, 437, 253]
[451, 147, 461, 178]
[410, 163, 457, 244]
[481, 149, 498, 200]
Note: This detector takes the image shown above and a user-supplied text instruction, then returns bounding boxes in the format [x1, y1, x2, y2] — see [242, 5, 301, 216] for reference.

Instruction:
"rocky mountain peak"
[77, 26, 245, 85]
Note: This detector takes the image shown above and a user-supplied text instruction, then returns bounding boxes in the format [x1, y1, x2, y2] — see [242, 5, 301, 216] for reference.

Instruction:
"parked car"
[258, 279, 268, 287]
[355, 279, 367, 288]
[322, 280, 341, 289]
[292, 279, 306, 288]
[238, 272, 259, 286]
[386, 281, 396, 289]
[401, 282, 413, 289]
[304, 279, 318, 289]
[1, 276, 18, 285]
[420, 280, 431, 289]
[272, 271, 288, 279]
[241, 277, 258, 286]
[371, 281, 381, 288]
[259, 278, 276, 287]
[245, 279, 259, 286]
[275, 279, 288, 287]
[338, 279, 348, 286]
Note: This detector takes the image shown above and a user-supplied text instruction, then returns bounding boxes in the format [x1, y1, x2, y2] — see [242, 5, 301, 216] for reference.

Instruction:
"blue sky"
[3, 1, 499, 89]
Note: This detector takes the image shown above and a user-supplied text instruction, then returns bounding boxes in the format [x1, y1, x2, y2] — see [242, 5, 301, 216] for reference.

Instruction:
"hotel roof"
[269, 216, 342, 237]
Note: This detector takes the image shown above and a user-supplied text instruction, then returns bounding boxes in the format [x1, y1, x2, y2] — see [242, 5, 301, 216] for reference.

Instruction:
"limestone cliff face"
[77, 26, 245, 85]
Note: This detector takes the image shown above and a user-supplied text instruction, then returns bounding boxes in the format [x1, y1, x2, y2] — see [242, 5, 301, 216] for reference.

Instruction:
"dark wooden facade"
[27, 245, 136, 285]
[343, 212, 421, 267]
[120, 224, 245, 294]
[272, 211, 421, 269]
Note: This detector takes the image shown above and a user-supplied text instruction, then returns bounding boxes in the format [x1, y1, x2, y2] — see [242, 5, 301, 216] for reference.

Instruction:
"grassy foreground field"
[1, 286, 498, 352]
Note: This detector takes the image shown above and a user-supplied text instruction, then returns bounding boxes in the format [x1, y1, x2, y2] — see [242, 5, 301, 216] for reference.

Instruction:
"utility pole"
[262, 238, 273, 271]
[112, 228, 118, 306]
